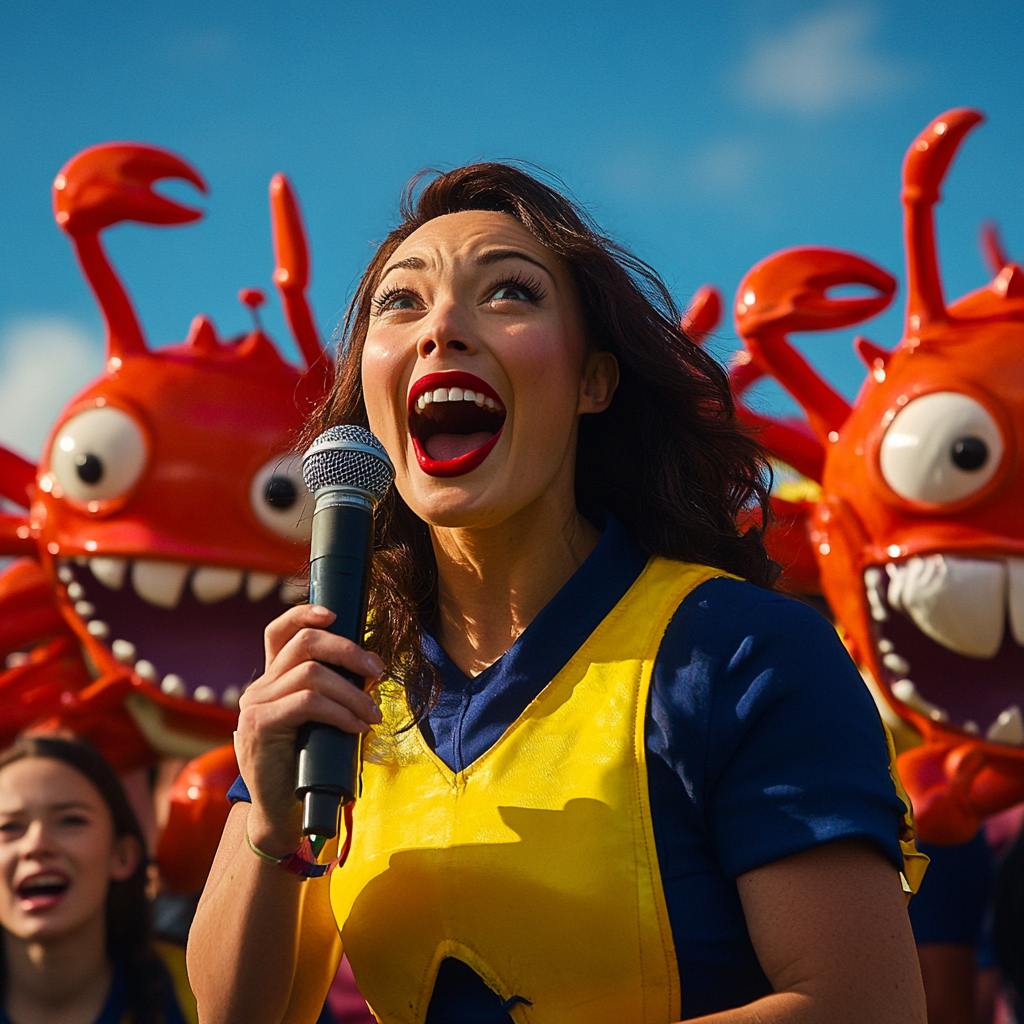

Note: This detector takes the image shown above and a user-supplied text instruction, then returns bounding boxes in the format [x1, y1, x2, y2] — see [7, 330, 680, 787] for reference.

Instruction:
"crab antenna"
[269, 174, 327, 374]
[980, 222, 1011, 276]
[902, 108, 984, 332]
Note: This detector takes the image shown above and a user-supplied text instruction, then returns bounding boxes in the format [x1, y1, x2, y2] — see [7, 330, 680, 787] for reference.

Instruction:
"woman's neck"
[431, 492, 601, 676]
[3, 918, 113, 1024]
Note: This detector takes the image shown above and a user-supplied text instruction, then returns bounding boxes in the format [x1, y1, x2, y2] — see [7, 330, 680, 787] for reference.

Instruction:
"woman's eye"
[373, 289, 420, 313]
[58, 814, 89, 827]
[0, 821, 25, 838]
[491, 284, 531, 301]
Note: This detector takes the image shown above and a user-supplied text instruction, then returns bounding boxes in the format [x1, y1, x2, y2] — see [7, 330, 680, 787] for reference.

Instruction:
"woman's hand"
[234, 604, 384, 855]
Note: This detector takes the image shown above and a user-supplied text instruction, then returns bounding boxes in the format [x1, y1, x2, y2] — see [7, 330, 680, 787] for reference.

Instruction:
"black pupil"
[74, 453, 103, 484]
[951, 436, 988, 471]
[265, 475, 298, 509]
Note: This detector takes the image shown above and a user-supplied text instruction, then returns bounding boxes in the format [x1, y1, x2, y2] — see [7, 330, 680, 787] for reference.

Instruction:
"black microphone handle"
[295, 500, 374, 838]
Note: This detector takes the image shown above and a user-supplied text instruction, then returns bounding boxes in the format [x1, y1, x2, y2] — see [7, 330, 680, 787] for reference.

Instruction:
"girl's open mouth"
[16, 872, 70, 911]
[407, 371, 507, 478]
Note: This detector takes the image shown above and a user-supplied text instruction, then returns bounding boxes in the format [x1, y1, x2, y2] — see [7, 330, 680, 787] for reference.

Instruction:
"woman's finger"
[240, 685, 378, 739]
[267, 626, 384, 685]
[263, 604, 336, 664]
[244, 659, 381, 726]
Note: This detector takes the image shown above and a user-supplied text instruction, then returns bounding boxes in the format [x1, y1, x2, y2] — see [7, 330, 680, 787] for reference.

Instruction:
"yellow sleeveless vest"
[330, 557, 718, 1024]
[329, 557, 926, 1023]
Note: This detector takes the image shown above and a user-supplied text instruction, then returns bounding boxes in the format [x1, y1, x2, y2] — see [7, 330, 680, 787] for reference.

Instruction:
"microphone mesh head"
[302, 425, 394, 501]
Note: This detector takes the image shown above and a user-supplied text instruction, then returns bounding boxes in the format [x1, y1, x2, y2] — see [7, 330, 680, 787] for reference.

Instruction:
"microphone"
[295, 425, 394, 838]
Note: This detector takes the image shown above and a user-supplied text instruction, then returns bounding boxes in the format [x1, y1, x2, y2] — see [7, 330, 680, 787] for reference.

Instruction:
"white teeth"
[987, 706, 1024, 746]
[423, 391, 433, 404]
[891, 679, 949, 721]
[416, 395, 427, 411]
[134, 660, 157, 682]
[74, 600, 96, 619]
[5, 653, 30, 669]
[111, 639, 136, 664]
[882, 652, 911, 676]
[448, 387, 464, 401]
[886, 555, 1006, 659]
[57, 566, 74, 584]
[193, 685, 216, 704]
[132, 560, 189, 609]
[221, 686, 242, 710]
[485, 397, 496, 409]
[462, 390, 476, 402]
[877, 638, 894, 653]
[86, 620, 110, 640]
[863, 567, 889, 622]
[1009, 559, 1024, 646]
[191, 567, 243, 604]
[432, 388, 448, 403]
[475, 393, 486, 406]
[161, 674, 187, 698]
[246, 572, 278, 602]
[963, 721, 980, 735]
[66, 581, 84, 600]
[89, 556, 127, 590]
[279, 580, 308, 604]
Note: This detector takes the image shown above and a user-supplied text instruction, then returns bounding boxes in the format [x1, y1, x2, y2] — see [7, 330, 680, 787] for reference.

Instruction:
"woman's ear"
[109, 833, 143, 883]
[578, 350, 619, 415]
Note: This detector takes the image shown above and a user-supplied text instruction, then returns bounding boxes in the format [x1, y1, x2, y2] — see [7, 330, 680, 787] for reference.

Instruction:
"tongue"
[425, 431, 494, 462]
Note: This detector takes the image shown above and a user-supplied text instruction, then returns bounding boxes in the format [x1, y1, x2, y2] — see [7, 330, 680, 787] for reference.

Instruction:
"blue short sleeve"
[227, 775, 252, 803]
[649, 578, 907, 880]
[909, 834, 993, 946]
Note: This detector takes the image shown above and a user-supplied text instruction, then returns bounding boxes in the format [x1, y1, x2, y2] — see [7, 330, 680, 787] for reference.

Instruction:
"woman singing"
[188, 164, 927, 1023]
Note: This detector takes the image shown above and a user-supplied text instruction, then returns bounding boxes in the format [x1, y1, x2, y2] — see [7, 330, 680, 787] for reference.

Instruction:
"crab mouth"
[864, 554, 1024, 746]
[57, 555, 309, 710]
[408, 371, 507, 478]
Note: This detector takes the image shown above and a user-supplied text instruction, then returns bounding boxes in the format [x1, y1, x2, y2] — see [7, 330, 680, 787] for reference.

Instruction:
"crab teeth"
[89, 556, 127, 590]
[986, 706, 1024, 746]
[161, 674, 187, 699]
[111, 639, 136, 665]
[86, 620, 109, 640]
[132, 560, 190, 610]
[193, 685, 216, 704]
[1010, 559, 1024, 646]
[246, 571, 278, 602]
[191, 566, 243, 604]
[221, 685, 242, 710]
[74, 600, 96, 619]
[891, 679, 948, 722]
[134, 660, 157, 683]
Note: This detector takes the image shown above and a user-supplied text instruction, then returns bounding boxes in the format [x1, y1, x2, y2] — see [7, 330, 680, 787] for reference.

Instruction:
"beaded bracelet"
[245, 803, 354, 880]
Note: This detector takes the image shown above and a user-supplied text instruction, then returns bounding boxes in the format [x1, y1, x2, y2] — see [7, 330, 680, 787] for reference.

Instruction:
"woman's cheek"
[360, 337, 408, 451]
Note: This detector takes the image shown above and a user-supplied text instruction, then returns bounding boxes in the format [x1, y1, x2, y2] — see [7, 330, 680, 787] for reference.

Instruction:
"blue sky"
[1, 0, 1021, 461]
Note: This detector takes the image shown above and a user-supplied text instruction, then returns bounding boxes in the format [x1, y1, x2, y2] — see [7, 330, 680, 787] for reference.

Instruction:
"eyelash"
[370, 271, 547, 314]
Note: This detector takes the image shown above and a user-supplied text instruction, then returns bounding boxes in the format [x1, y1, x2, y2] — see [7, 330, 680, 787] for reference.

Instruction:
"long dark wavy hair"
[309, 162, 777, 717]
[0, 735, 168, 1024]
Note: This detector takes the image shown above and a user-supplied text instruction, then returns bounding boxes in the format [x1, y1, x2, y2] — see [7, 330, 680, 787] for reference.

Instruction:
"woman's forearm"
[188, 801, 331, 1024]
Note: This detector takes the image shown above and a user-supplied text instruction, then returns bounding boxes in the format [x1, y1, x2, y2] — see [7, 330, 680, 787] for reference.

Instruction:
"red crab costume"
[731, 108, 1023, 845]
[0, 144, 335, 882]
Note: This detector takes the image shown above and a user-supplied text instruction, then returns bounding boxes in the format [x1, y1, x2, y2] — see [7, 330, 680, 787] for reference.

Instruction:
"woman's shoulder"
[660, 572, 849, 673]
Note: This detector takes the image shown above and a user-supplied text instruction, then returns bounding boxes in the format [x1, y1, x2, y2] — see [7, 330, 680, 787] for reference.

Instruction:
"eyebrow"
[0, 801, 93, 816]
[376, 248, 555, 286]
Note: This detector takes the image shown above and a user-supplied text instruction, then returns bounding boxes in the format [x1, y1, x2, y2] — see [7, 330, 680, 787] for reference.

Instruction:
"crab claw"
[53, 143, 206, 236]
[735, 247, 896, 338]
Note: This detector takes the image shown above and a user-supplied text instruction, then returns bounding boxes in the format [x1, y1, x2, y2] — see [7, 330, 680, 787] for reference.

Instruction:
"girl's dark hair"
[0, 735, 168, 1024]
[994, 824, 1024, 1010]
[309, 162, 777, 716]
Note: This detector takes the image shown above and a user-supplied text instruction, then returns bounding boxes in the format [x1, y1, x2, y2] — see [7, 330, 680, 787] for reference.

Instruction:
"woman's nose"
[20, 821, 55, 857]
[416, 299, 476, 358]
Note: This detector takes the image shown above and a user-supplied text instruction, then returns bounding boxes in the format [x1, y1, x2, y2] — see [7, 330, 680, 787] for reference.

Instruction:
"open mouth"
[408, 371, 507, 478]
[864, 553, 1024, 746]
[16, 872, 70, 909]
[57, 555, 309, 709]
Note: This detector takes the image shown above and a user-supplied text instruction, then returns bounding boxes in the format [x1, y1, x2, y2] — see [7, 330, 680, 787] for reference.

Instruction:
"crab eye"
[879, 391, 1004, 504]
[49, 407, 148, 502]
[250, 455, 312, 542]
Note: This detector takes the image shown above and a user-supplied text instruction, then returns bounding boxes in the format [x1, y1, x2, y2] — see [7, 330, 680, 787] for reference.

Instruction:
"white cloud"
[0, 318, 102, 463]
[738, 8, 908, 114]
[688, 140, 760, 196]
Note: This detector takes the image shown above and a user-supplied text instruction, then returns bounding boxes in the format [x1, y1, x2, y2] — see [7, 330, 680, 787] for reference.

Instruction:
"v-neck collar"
[420, 516, 648, 772]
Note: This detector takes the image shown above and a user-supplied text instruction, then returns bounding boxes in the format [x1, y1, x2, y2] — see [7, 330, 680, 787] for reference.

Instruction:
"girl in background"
[0, 735, 196, 1024]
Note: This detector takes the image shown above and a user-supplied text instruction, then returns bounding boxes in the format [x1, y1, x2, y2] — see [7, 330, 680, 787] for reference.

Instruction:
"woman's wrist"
[244, 803, 303, 860]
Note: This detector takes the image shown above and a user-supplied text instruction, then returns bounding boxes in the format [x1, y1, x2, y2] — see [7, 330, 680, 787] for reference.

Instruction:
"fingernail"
[310, 605, 334, 617]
